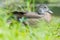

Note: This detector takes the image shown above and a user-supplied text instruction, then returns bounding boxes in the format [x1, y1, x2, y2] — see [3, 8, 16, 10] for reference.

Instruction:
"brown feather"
[24, 12, 43, 18]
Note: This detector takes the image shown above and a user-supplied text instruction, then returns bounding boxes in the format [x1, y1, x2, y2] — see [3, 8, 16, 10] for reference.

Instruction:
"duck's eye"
[44, 7, 46, 8]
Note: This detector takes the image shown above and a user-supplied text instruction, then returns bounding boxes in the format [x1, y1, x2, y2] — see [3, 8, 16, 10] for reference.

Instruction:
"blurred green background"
[0, 0, 60, 40]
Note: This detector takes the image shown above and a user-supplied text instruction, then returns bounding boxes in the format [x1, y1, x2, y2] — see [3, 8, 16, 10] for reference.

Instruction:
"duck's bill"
[48, 10, 53, 14]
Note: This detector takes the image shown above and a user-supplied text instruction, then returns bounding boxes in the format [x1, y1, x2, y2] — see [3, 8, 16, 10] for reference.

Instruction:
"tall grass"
[0, 8, 60, 40]
[0, 0, 60, 40]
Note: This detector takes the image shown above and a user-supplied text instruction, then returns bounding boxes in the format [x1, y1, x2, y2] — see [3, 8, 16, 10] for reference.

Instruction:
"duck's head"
[37, 4, 53, 14]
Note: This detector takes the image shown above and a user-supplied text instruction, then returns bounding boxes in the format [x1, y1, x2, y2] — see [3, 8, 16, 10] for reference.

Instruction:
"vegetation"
[0, 0, 60, 40]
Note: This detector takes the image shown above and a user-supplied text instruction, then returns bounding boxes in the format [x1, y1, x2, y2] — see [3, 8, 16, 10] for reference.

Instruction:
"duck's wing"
[24, 12, 43, 18]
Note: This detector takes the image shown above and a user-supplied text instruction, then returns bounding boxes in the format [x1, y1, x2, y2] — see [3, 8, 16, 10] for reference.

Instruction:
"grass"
[0, 7, 60, 40]
[0, 0, 60, 40]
